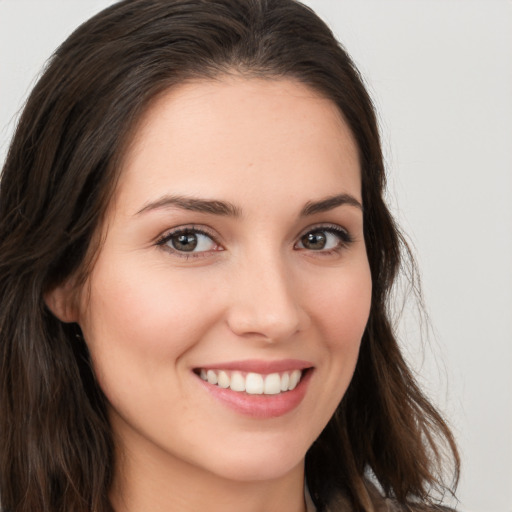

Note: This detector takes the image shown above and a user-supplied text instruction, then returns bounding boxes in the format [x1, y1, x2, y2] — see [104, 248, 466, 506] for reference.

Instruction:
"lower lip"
[196, 369, 313, 419]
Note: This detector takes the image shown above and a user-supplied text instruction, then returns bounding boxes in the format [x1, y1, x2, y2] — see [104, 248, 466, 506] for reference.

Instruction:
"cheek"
[306, 260, 371, 410]
[307, 263, 372, 350]
[77, 262, 215, 410]
[81, 261, 221, 358]
[293, 261, 372, 443]
[77, 261, 227, 415]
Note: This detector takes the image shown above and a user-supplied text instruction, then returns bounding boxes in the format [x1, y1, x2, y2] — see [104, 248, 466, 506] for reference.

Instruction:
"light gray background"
[1, 1, 511, 511]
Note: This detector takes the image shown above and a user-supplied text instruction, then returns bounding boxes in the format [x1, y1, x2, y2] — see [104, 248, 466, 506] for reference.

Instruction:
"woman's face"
[73, 78, 372, 484]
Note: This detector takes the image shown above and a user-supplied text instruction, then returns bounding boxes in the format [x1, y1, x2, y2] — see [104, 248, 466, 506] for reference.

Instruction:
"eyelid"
[295, 223, 354, 251]
[298, 223, 352, 240]
[154, 222, 353, 259]
[156, 224, 223, 258]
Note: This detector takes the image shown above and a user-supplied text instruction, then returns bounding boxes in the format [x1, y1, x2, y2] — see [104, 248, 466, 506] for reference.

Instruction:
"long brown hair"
[0, 1, 459, 511]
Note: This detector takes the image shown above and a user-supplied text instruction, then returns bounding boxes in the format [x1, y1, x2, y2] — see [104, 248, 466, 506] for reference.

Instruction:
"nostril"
[226, 305, 304, 341]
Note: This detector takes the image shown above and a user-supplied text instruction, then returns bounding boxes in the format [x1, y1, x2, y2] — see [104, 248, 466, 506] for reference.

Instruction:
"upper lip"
[195, 359, 313, 374]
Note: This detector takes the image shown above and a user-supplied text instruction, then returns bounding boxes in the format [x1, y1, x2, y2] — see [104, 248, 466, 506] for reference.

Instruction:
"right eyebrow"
[135, 194, 242, 217]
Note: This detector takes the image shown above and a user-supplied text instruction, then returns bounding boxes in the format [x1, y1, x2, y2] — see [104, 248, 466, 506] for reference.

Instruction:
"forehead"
[115, 76, 361, 212]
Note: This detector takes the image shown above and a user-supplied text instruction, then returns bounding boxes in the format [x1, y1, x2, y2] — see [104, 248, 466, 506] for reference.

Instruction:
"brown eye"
[301, 231, 327, 250]
[159, 229, 218, 254]
[296, 226, 352, 252]
[171, 233, 198, 252]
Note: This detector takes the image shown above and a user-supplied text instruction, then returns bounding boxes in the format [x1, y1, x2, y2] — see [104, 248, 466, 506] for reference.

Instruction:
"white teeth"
[289, 369, 301, 390]
[230, 371, 245, 392]
[280, 372, 289, 391]
[206, 369, 218, 385]
[263, 373, 281, 395]
[245, 373, 264, 394]
[217, 370, 230, 388]
[198, 368, 305, 395]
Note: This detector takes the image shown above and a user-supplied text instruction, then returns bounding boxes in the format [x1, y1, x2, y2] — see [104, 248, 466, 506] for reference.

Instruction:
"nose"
[225, 254, 309, 342]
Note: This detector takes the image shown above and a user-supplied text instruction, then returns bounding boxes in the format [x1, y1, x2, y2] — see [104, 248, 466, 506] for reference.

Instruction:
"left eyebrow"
[300, 193, 363, 216]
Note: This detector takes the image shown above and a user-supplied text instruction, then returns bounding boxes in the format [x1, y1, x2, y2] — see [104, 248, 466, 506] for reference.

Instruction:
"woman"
[0, 1, 459, 511]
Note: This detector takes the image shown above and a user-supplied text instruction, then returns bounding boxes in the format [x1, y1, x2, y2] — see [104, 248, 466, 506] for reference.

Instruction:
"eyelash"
[295, 224, 353, 255]
[156, 225, 221, 260]
[156, 223, 354, 259]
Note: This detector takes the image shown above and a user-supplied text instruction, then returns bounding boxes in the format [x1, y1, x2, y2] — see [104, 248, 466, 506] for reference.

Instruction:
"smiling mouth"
[195, 368, 307, 395]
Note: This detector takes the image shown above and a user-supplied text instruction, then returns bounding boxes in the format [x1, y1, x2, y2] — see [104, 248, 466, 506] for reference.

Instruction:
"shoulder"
[365, 483, 458, 512]
[367, 484, 457, 512]
[320, 481, 458, 512]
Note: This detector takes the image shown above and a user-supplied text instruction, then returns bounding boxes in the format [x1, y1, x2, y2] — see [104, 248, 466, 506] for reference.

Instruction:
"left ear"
[44, 279, 79, 323]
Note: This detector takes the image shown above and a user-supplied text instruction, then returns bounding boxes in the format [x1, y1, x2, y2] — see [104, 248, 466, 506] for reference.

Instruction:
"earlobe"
[44, 281, 79, 323]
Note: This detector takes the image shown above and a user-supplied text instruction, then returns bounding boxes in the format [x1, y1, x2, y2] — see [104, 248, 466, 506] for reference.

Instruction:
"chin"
[210, 457, 304, 483]
[194, 436, 308, 483]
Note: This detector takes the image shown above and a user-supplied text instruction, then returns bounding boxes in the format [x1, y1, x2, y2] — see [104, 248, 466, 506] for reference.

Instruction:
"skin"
[49, 77, 372, 512]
